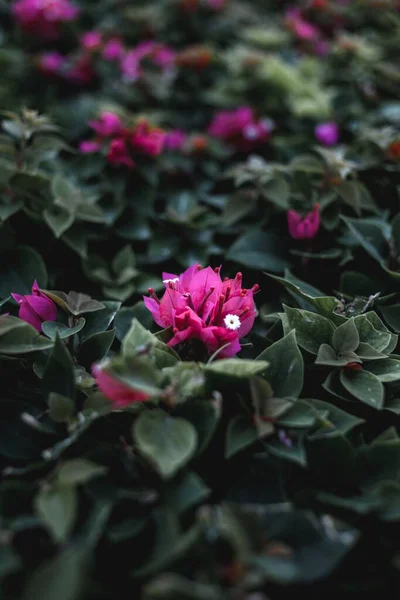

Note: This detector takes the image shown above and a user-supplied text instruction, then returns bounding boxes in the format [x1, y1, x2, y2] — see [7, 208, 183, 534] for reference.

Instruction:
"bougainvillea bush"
[1, 0, 400, 597]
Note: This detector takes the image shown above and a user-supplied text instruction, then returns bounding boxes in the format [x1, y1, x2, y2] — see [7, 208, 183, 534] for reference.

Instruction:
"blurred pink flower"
[92, 362, 150, 408]
[80, 31, 103, 51]
[102, 38, 125, 61]
[164, 130, 187, 151]
[12, 0, 79, 39]
[37, 51, 66, 75]
[107, 138, 135, 168]
[120, 41, 176, 81]
[89, 112, 123, 137]
[315, 121, 339, 146]
[208, 107, 272, 151]
[79, 140, 101, 153]
[287, 204, 320, 240]
[131, 122, 166, 157]
[11, 280, 57, 332]
[144, 265, 258, 358]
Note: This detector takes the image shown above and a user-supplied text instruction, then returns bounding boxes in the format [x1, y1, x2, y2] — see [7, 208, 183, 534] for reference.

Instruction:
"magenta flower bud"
[287, 204, 320, 240]
[92, 362, 150, 408]
[11, 280, 57, 332]
[107, 138, 135, 168]
[79, 140, 102, 154]
[80, 31, 103, 51]
[314, 121, 339, 146]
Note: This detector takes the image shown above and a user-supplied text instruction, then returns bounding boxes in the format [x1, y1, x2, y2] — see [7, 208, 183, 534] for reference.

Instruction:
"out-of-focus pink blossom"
[79, 140, 102, 153]
[11, 280, 57, 332]
[287, 204, 320, 240]
[285, 7, 320, 42]
[80, 31, 103, 51]
[144, 265, 258, 359]
[207, 0, 227, 10]
[89, 112, 123, 138]
[131, 121, 166, 157]
[164, 130, 187, 151]
[314, 121, 339, 146]
[67, 55, 95, 84]
[120, 41, 176, 81]
[102, 38, 125, 61]
[107, 138, 135, 168]
[37, 51, 66, 76]
[208, 107, 272, 151]
[12, 0, 79, 39]
[92, 362, 150, 408]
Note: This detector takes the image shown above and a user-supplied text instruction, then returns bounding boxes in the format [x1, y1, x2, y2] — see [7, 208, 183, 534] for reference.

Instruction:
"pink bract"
[144, 265, 259, 358]
[89, 112, 123, 138]
[11, 280, 57, 332]
[314, 122, 340, 146]
[287, 204, 320, 240]
[208, 107, 272, 151]
[12, 0, 79, 39]
[107, 138, 135, 168]
[92, 363, 150, 408]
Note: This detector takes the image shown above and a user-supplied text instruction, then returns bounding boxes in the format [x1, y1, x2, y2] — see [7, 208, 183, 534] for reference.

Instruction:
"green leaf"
[122, 318, 156, 357]
[80, 301, 121, 341]
[283, 305, 335, 354]
[356, 342, 387, 360]
[205, 359, 269, 379]
[48, 393, 75, 423]
[379, 304, 400, 332]
[306, 399, 364, 434]
[35, 485, 77, 542]
[277, 400, 317, 428]
[315, 344, 353, 367]
[42, 334, 75, 400]
[133, 410, 197, 479]
[263, 177, 290, 209]
[23, 547, 86, 600]
[340, 370, 384, 409]
[225, 416, 258, 458]
[265, 436, 306, 466]
[0, 245, 47, 297]
[0, 316, 53, 354]
[366, 359, 400, 382]
[256, 330, 304, 398]
[77, 328, 115, 370]
[164, 472, 210, 514]
[341, 215, 388, 263]
[57, 459, 107, 486]
[332, 318, 359, 353]
[41, 318, 85, 341]
[227, 230, 290, 272]
[107, 356, 161, 397]
[354, 314, 392, 353]
[43, 205, 74, 238]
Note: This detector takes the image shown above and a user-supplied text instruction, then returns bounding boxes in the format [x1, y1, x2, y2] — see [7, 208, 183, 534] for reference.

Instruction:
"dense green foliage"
[0, 0, 400, 598]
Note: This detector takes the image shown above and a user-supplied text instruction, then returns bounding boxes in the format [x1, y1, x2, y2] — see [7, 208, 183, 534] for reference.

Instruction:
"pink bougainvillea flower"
[102, 38, 125, 61]
[89, 112, 123, 138]
[144, 265, 258, 358]
[80, 31, 103, 51]
[287, 204, 320, 240]
[37, 51, 66, 76]
[11, 280, 57, 332]
[12, 0, 79, 39]
[314, 121, 339, 146]
[131, 121, 166, 157]
[92, 362, 150, 408]
[120, 41, 176, 81]
[208, 107, 272, 151]
[107, 138, 135, 168]
[285, 7, 320, 42]
[164, 130, 187, 151]
[79, 140, 102, 153]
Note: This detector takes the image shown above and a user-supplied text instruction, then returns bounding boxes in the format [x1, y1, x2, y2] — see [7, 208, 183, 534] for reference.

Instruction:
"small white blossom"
[243, 124, 259, 140]
[163, 277, 179, 284]
[224, 314, 241, 331]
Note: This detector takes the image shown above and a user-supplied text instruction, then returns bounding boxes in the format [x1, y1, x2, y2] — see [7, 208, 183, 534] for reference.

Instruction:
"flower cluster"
[208, 107, 273, 152]
[144, 265, 258, 358]
[12, 0, 79, 39]
[121, 41, 176, 82]
[80, 112, 186, 168]
[11, 281, 57, 332]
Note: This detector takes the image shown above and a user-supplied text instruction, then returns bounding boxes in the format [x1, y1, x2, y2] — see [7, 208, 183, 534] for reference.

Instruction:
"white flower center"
[163, 277, 179, 284]
[224, 314, 241, 331]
